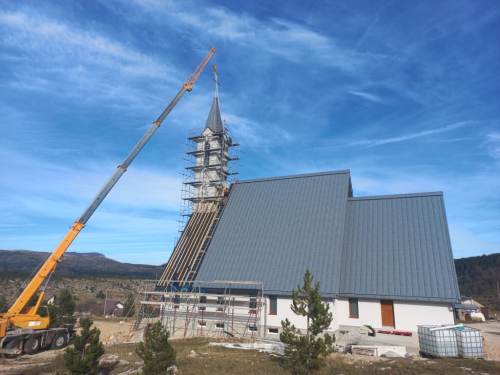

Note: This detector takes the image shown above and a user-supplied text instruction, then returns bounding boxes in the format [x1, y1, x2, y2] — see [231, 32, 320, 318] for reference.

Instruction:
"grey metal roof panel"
[195, 171, 352, 297]
[340, 193, 460, 303]
[205, 98, 223, 133]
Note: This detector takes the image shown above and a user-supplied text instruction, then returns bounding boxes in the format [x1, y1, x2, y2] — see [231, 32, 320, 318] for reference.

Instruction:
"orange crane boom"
[1, 48, 215, 336]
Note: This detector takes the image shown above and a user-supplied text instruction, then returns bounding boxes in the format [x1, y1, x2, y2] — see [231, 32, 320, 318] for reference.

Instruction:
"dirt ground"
[480, 320, 500, 360]
[2, 320, 500, 374]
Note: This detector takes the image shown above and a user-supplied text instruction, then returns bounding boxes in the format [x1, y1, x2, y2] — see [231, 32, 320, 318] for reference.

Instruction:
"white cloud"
[348, 91, 383, 103]
[223, 113, 293, 150]
[486, 132, 500, 161]
[346, 121, 474, 148]
[0, 11, 170, 78]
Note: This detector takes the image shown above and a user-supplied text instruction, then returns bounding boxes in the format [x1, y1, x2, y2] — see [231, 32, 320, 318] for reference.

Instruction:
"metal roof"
[340, 192, 461, 303]
[205, 98, 223, 133]
[194, 171, 460, 303]
[195, 170, 352, 297]
[453, 304, 480, 310]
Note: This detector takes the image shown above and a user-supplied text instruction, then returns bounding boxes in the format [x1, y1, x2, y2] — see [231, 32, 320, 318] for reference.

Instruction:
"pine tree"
[280, 269, 335, 375]
[48, 288, 76, 326]
[96, 290, 106, 299]
[63, 318, 104, 375]
[123, 292, 135, 318]
[136, 321, 176, 375]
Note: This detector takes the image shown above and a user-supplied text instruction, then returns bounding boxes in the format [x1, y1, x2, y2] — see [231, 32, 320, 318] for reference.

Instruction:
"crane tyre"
[51, 332, 68, 349]
[24, 335, 41, 355]
[5, 339, 23, 357]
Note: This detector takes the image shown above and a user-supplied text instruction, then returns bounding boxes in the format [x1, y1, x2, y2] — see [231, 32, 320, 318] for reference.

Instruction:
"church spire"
[204, 64, 223, 133]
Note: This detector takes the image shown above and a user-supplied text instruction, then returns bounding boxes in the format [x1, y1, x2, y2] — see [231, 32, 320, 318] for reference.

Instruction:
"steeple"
[178, 63, 240, 234]
[204, 98, 223, 133]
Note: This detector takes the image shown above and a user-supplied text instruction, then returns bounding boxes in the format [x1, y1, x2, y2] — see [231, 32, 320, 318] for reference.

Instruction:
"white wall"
[393, 300, 454, 331]
[336, 298, 455, 332]
[336, 298, 382, 328]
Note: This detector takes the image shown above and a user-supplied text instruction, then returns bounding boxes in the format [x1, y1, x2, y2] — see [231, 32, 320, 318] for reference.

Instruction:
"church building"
[154, 69, 460, 336]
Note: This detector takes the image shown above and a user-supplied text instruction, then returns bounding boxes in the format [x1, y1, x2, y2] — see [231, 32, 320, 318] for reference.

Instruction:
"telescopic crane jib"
[0, 48, 216, 354]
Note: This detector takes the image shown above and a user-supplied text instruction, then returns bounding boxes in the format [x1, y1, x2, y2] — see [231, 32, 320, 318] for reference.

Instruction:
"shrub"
[63, 318, 104, 374]
[136, 321, 176, 374]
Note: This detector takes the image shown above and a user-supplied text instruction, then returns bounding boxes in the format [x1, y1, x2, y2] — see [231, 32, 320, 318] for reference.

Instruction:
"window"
[199, 296, 207, 304]
[248, 325, 258, 332]
[217, 297, 224, 311]
[198, 321, 206, 327]
[268, 328, 279, 334]
[269, 296, 277, 315]
[215, 323, 224, 329]
[349, 298, 359, 318]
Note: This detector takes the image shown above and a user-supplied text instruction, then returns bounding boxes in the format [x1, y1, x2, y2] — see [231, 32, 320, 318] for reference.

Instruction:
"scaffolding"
[132, 280, 264, 340]
[177, 126, 240, 235]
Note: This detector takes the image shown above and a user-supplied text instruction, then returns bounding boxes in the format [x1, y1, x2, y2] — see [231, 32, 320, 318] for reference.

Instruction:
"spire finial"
[213, 64, 219, 99]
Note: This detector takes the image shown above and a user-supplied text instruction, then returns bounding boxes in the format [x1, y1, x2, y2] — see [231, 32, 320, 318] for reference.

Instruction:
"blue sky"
[1, 0, 499, 265]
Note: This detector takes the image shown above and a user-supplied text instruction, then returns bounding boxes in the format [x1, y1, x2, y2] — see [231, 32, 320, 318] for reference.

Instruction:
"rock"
[119, 359, 130, 364]
[459, 368, 472, 372]
[385, 351, 402, 358]
[135, 361, 144, 365]
[378, 367, 392, 371]
[167, 364, 179, 374]
[116, 370, 139, 375]
[99, 354, 119, 366]
[107, 338, 120, 346]
[188, 350, 198, 358]
[128, 352, 133, 356]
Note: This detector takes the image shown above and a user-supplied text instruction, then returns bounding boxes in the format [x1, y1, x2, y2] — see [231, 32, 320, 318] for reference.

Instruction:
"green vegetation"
[63, 318, 104, 374]
[96, 290, 106, 299]
[123, 292, 136, 317]
[280, 269, 335, 375]
[136, 321, 177, 375]
[48, 288, 76, 326]
[455, 253, 500, 313]
[365, 325, 376, 337]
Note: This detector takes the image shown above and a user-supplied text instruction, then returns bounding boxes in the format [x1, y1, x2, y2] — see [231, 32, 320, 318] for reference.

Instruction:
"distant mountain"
[0, 249, 165, 277]
[455, 253, 500, 313]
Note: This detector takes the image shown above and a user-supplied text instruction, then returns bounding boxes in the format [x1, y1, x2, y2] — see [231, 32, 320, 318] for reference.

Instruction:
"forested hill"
[0, 249, 165, 277]
[455, 253, 500, 313]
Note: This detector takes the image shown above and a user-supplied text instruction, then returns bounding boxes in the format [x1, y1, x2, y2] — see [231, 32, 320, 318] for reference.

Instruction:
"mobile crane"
[0, 48, 216, 356]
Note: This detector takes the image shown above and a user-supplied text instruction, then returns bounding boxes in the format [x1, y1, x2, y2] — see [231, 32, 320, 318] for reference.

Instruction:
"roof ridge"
[349, 191, 443, 201]
[238, 170, 351, 184]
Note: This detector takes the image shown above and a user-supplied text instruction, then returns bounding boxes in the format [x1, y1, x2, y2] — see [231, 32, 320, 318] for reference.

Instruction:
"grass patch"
[12, 340, 500, 375]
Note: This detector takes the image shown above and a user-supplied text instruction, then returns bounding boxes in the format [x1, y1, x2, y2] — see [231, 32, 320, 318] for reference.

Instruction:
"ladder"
[132, 293, 150, 331]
